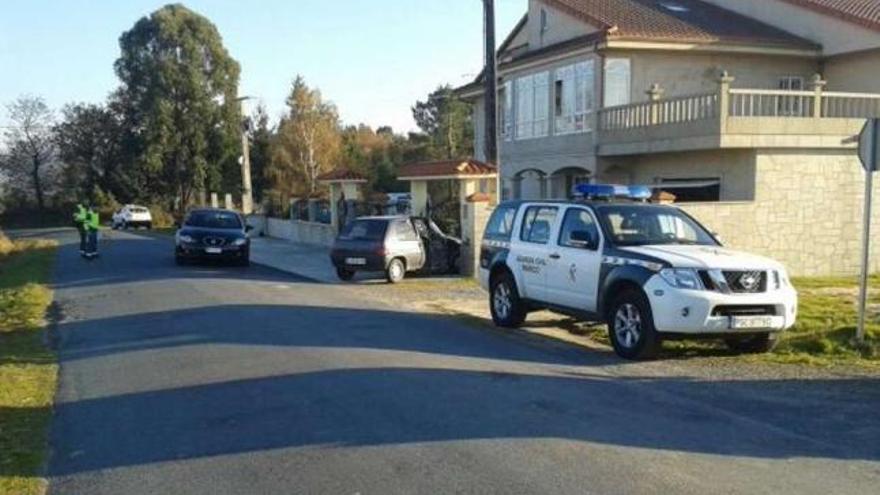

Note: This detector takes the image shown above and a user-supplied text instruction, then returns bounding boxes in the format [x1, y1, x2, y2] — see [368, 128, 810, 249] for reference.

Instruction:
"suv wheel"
[724, 333, 779, 354]
[608, 289, 660, 360]
[490, 272, 527, 328]
[336, 267, 355, 281]
[386, 258, 405, 284]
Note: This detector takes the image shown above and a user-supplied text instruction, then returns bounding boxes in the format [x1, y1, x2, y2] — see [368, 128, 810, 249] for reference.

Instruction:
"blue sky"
[0, 0, 523, 133]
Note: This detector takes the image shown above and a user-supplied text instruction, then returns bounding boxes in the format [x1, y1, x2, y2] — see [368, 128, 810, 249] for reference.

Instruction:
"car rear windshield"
[595, 204, 718, 247]
[339, 220, 388, 241]
[185, 211, 242, 229]
[131, 207, 149, 213]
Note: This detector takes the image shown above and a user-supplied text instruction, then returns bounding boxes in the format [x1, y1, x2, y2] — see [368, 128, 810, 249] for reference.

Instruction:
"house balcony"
[596, 74, 880, 157]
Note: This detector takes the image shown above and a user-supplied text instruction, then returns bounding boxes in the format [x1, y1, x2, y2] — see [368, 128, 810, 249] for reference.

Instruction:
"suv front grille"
[723, 270, 766, 293]
[202, 236, 227, 247]
[699, 270, 768, 294]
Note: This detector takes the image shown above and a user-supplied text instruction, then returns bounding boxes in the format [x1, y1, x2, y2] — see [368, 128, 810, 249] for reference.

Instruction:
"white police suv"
[479, 185, 797, 360]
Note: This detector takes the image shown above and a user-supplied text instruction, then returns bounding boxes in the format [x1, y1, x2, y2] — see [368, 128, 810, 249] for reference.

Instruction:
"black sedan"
[174, 209, 251, 266]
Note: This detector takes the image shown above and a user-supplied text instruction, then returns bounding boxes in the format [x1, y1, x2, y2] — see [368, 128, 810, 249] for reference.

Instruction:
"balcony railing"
[601, 93, 719, 131]
[599, 85, 880, 132]
[596, 74, 880, 155]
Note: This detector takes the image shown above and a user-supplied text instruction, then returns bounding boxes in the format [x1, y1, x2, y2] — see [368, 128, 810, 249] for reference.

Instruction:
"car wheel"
[724, 333, 779, 353]
[336, 267, 355, 281]
[146, 222, 152, 230]
[122, 221, 129, 230]
[607, 289, 661, 360]
[490, 272, 527, 328]
[386, 258, 405, 284]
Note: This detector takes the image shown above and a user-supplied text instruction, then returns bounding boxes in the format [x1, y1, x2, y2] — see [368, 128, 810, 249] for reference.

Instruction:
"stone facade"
[677, 150, 879, 276]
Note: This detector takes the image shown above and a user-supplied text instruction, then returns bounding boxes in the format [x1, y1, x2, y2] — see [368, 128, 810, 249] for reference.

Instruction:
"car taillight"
[376, 246, 386, 256]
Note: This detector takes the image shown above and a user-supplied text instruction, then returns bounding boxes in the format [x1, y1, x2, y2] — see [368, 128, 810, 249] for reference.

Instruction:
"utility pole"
[237, 96, 255, 215]
[483, 0, 498, 165]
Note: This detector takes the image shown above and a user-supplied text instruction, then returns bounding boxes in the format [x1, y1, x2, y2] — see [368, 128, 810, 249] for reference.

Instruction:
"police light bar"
[572, 184, 653, 201]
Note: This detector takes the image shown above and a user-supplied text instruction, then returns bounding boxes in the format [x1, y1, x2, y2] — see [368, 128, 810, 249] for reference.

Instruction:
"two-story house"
[457, 0, 880, 276]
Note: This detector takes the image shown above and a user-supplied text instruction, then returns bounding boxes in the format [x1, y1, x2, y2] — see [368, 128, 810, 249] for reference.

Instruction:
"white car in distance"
[112, 205, 153, 230]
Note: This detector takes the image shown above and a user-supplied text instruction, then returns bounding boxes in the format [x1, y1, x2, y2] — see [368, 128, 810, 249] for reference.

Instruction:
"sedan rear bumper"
[329, 252, 389, 271]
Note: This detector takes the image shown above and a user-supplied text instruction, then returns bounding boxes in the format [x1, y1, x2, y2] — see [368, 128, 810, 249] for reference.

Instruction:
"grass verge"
[0, 234, 58, 495]
[392, 275, 880, 369]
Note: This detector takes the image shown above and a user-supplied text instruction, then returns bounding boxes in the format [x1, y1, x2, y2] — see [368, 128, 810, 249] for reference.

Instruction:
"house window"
[555, 60, 594, 134]
[499, 80, 513, 140]
[658, 178, 721, 203]
[515, 72, 550, 140]
[778, 76, 805, 116]
[540, 8, 549, 34]
[603, 58, 631, 108]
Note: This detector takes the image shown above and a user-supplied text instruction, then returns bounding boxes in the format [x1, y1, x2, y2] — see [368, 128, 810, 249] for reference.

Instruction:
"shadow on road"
[33, 362, 880, 478]
[36, 303, 880, 479]
[50, 233, 317, 290]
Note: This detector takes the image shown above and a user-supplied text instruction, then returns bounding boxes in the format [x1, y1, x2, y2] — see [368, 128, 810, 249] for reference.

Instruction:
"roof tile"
[316, 169, 368, 182]
[398, 159, 497, 179]
[778, 0, 880, 31]
[543, 0, 819, 47]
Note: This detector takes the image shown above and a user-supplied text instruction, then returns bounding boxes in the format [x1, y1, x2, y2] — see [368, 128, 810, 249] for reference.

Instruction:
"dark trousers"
[86, 230, 98, 255]
[77, 225, 86, 251]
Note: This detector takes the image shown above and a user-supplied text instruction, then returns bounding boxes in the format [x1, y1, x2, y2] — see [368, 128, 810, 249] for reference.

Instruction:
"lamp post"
[237, 96, 255, 215]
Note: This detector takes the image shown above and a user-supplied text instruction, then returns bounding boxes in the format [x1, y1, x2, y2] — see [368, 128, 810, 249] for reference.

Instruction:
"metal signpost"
[856, 118, 880, 343]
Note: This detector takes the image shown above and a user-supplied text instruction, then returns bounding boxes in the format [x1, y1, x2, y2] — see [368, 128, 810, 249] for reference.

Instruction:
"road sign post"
[856, 119, 880, 344]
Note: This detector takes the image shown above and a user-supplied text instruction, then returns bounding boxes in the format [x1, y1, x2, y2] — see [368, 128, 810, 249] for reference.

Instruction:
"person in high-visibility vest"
[84, 205, 100, 257]
[73, 203, 87, 254]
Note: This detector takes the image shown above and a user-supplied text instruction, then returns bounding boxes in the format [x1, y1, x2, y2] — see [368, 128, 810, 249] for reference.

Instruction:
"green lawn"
[0, 236, 58, 495]
[768, 276, 880, 366]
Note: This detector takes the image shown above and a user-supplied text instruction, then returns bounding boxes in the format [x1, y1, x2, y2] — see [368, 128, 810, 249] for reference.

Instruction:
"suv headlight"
[773, 269, 791, 289]
[178, 234, 195, 244]
[232, 238, 247, 246]
[659, 268, 703, 290]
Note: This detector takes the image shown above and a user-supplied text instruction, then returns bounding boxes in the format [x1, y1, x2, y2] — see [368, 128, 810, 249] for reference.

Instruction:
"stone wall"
[265, 217, 336, 248]
[460, 202, 495, 277]
[679, 150, 880, 276]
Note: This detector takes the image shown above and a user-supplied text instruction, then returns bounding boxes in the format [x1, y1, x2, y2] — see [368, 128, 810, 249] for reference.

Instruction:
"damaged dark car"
[330, 216, 462, 283]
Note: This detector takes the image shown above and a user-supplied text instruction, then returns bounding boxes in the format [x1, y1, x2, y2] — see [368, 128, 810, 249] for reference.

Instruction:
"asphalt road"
[38, 229, 880, 494]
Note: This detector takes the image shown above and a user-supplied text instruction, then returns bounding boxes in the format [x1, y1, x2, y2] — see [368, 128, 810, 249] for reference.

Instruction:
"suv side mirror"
[245, 224, 254, 232]
[569, 230, 598, 250]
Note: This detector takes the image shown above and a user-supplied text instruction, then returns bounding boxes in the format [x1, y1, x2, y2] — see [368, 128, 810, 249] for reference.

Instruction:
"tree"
[1, 96, 57, 214]
[114, 3, 241, 211]
[269, 76, 340, 198]
[411, 85, 473, 160]
[246, 105, 272, 203]
[54, 102, 129, 204]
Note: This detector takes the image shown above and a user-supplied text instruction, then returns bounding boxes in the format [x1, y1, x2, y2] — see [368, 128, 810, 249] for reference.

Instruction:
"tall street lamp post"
[236, 96, 255, 215]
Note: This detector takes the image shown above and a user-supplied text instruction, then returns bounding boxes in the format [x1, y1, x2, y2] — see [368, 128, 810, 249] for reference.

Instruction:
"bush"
[0, 283, 52, 333]
[148, 204, 176, 228]
[0, 234, 14, 257]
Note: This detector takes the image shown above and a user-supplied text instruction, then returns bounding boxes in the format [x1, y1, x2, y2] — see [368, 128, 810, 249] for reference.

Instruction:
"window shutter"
[533, 72, 550, 137]
[516, 76, 533, 139]
[604, 58, 631, 108]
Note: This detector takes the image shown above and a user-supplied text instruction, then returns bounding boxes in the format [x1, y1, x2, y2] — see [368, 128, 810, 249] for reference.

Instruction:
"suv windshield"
[595, 205, 718, 247]
[185, 211, 242, 229]
[339, 219, 388, 241]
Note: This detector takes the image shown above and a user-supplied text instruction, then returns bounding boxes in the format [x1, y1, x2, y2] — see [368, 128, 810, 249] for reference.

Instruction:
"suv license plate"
[345, 257, 367, 266]
[731, 316, 774, 330]
[205, 247, 222, 254]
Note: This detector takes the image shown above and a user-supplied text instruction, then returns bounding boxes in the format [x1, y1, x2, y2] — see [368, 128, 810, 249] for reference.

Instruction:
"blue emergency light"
[572, 184, 653, 201]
